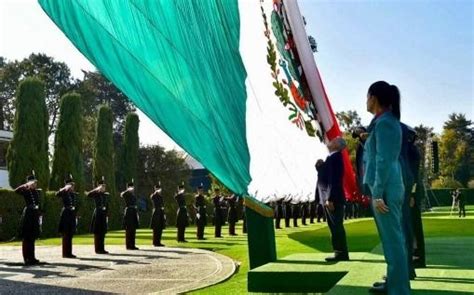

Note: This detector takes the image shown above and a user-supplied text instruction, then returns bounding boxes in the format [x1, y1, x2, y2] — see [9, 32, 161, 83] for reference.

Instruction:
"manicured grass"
[1, 206, 473, 294]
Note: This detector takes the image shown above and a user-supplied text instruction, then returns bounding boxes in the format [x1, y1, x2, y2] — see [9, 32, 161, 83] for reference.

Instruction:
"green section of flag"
[39, 0, 251, 194]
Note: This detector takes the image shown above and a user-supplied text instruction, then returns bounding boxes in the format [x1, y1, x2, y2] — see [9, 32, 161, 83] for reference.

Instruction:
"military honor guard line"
[12, 171, 247, 266]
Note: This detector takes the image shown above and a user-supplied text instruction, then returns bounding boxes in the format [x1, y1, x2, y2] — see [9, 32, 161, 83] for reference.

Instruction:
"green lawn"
[1, 206, 473, 294]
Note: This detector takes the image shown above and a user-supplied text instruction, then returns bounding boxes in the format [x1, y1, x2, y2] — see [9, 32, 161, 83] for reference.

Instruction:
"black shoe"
[96, 250, 109, 254]
[63, 254, 77, 259]
[24, 260, 35, 266]
[197, 237, 206, 240]
[369, 284, 387, 294]
[372, 281, 386, 288]
[325, 255, 349, 262]
[413, 258, 426, 269]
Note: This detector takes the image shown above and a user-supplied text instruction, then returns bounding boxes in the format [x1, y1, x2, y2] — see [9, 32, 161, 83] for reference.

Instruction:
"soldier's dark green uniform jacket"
[213, 195, 225, 226]
[150, 192, 166, 230]
[15, 186, 41, 239]
[57, 189, 77, 235]
[275, 199, 283, 219]
[122, 190, 139, 229]
[88, 191, 108, 234]
[227, 195, 238, 224]
[194, 194, 207, 226]
[175, 192, 189, 227]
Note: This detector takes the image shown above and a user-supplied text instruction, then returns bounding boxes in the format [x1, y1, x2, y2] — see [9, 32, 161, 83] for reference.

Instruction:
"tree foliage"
[75, 71, 135, 134]
[136, 145, 190, 197]
[0, 54, 75, 133]
[6, 77, 49, 189]
[117, 113, 140, 190]
[93, 106, 119, 226]
[439, 113, 473, 186]
[335, 110, 361, 132]
[50, 92, 84, 193]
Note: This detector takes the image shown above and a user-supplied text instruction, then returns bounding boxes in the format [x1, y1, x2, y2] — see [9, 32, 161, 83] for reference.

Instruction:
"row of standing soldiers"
[272, 199, 320, 228]
[13, 173, 244, 265]
[176, 185, 241, 242]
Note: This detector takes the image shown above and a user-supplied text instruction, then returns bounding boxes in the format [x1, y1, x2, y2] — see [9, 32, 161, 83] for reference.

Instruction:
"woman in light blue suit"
[363, 81, 410, 294]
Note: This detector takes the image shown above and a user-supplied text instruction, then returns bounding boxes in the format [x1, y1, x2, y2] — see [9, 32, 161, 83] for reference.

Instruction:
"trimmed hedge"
[0, 189, 234, 241]
[426, 188, 474, 206]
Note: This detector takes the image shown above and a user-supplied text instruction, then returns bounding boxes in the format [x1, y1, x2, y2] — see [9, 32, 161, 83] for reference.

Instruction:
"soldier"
[121, 180, 139, 250]
[457, 189, 466, 218]
[14, 171, 42, 265]
[87, 177, 109, 254]
[150, 181, 166, 246]
[212, 188, 225, 238]
[301, 200, 309, 225]
[292, 200, 299, 227]
[194, 183, 207, 240]
[309, 198, 317, 224]
[241, 198, 247, 234]
[274, 197, 283, 229]
[284, 197, 292, 228]
[227, 194, 238, 236]
[57, 174, 78, 258]
[175, 183, 189, 242]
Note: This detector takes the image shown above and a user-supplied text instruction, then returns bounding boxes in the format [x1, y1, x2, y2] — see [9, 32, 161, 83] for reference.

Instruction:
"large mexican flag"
[38, 0, 357, 203]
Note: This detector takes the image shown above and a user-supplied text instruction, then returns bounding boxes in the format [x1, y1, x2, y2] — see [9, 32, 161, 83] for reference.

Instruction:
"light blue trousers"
[372, 183, 411, 295]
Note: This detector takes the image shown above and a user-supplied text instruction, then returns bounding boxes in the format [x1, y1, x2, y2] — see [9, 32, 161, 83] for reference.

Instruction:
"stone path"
[0, 245, 236, 294]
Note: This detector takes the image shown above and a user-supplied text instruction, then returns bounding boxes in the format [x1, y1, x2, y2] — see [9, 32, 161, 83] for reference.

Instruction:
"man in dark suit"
[321, 137, 349, 262]
[315, 160, 327, 223]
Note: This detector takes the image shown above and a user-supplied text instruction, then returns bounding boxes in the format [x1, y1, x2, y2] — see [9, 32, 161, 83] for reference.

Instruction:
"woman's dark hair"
[368, 81, 400, 120]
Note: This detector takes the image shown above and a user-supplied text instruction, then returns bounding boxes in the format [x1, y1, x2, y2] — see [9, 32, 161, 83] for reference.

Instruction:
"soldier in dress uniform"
[150, 181, 166, 246]
[301, 200, 309, 225]
[284, 197, 292, 228]
[194, 183, 207, 240]
[175, 183, 189, 242]
[212, 188, 225, 238]
[121, 180, 139, 250]
[226, 194, 238, 236]
[292, 200, 299, 227]
[56, 174, 78, 258]
[14, 171, 42, 265]
[309, 198, 317, 224]
[87, 177, 109, 254]
[241, 197, 247, 234]
[274, 197, 283, 229]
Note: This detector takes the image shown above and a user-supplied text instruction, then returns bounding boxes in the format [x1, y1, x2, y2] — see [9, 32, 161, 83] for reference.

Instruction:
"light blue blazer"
[363, 112, 404, 199]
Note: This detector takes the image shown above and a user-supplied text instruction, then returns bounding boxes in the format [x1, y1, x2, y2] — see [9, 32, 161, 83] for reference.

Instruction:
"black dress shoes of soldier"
[325, 253, 349, 262]
[63, 254, 77, 259]
[369, 283, 387, 294]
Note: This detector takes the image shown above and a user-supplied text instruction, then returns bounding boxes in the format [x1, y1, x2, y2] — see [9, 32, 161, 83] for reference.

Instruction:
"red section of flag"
[314, 67, 360, 201]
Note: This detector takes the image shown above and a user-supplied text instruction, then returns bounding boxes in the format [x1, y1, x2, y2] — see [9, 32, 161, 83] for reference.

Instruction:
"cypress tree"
[122, 113, 140, 186]
[7, 77, 49, 190]
[50, 92, 84, 193]
[93, 105, 118, 227]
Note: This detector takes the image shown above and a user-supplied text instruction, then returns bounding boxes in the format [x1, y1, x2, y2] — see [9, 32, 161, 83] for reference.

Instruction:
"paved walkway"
[0, 245, 236, 294]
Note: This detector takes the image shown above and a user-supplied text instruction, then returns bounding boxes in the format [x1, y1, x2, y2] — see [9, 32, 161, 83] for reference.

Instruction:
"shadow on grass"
[287, 219, 380, 253]
[329, 285, 473, 295]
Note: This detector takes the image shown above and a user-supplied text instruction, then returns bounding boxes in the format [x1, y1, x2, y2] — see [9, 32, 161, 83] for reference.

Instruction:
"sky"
[1, 0, 473, 150]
